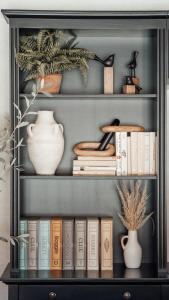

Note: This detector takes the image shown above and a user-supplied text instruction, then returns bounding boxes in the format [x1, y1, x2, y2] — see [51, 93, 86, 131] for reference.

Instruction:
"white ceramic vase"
[27, 111, 64, 175]
[121, 230, 142, 269]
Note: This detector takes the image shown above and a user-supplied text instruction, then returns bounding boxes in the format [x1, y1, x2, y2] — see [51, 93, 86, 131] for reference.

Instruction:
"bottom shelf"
[1, 263, 169, 283]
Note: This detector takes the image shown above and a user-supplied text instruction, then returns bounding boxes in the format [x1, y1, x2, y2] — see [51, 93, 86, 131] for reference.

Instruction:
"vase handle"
[53, 124, 64, 135]
[59, 124, 63, 133]
[27, 124, 35, 137]
[121, 235, 128, 250]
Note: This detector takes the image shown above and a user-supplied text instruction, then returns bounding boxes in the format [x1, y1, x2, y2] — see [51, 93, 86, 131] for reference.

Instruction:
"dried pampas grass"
[117, 181, 153, 231]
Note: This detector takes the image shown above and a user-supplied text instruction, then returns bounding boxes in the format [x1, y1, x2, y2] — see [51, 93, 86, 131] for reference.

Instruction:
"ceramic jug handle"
[59, 124, 63, 133]
[27, 124, 35, 137]
[121, 235, 128, 250]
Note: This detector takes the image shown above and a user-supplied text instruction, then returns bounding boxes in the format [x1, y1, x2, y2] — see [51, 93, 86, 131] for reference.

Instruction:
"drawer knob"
[49, 292, 57, 299]
[123, 291, 131, 299]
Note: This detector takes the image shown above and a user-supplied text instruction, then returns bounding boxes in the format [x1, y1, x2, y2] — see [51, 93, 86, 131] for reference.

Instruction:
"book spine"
[77, 156, 116, 161]
[121, 132, 127, 176]
[115, 132, 122, 176]
[19, 220, 28, 270]
[87, 218, 99, 270]
[38, 220, 50, 270]
[28, 220, 38, 270]
[73, 160, 116, 167]
[127, 136, 131, 175]
[63, 219, 74, 270]
[137, 132, 144, 175]
[144, 132, 150, 175]
[131, 132, 138, 175]
[50, 219, 62, 270]
[75, 219, 86, 270]
[73, 170, 116, 176]
[149, 132, 156, 175]
[101, 218, 113, 271]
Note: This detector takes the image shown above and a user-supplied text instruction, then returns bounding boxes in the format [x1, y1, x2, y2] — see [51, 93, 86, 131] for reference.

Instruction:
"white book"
[87, 218, 99, 270]
[144, 132, 150, 175]
[73, 166, 116, 171]
[127, 136, 131, 175]
[155, 136, 158, 175]
[137, 132, 144, 175]
[28, 220, 38, 270]
[121, 132, 127, 176]
[77, 156, 116, 161]
[115, 132, 122, 176]
[149, 132, 156, 175]
[75, 219, 86, 270]
[73, 160, 116, 167]
[131, 132, 138, 175]
[73, 170, 116, 176]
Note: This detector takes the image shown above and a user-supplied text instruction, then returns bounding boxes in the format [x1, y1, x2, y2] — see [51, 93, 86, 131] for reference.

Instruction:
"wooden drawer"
[19, 284, 161, 300]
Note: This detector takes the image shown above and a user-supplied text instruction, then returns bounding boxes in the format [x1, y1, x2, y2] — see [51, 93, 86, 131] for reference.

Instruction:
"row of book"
[73, 132, 156, 176]
[116, 132, 156, 176]
[20, 218, 113, 271]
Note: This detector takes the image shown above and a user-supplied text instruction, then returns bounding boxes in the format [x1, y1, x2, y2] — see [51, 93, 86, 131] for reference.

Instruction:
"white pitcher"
[121, 230, 142, 268]
[27, 111, 64, 175]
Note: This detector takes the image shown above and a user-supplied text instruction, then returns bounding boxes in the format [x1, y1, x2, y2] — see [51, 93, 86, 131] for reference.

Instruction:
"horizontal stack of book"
[116, 132, 156, 176]
[72, 156, 117, 176]
[20, 217, 113, 271]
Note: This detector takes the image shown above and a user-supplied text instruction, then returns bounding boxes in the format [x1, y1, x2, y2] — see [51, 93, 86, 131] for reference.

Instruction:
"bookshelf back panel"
[20, 99, 157, 174]
[20, 179, 156, 263]
[19, 29, 157, 94]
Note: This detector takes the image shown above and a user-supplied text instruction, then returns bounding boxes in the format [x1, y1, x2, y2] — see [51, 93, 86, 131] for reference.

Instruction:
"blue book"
[19, 220, 28, 270]
[38, 220, 50, 270]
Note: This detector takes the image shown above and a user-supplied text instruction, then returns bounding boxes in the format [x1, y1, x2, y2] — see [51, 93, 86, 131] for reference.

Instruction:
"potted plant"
[16, 30, 96, 94]
[117, 181, 153, 268]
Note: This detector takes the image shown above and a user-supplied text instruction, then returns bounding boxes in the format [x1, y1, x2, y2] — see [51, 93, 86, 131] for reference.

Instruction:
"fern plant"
[16, 30, 95, 81]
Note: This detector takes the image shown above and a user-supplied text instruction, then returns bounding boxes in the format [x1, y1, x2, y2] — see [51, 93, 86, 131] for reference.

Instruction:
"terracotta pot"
[38, 74, 62, 94]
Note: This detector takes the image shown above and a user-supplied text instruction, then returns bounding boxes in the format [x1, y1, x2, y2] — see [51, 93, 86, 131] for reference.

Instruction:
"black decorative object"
[94, 54, 115, 67]
[128, 50, 139, 77]
[98, 118, 120, 151]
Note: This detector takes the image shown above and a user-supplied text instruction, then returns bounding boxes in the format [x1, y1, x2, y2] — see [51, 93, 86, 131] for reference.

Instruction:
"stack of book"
[20, 217, 113, 271]
[72, 156, 117, 176]
[116, 132, 156, 176]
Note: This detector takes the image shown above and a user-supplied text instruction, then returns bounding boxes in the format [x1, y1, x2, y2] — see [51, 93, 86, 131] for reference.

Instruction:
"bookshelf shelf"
[20, 174, 157, 180]
[1, 263, 163, 284]
[20, 93, 157, 100]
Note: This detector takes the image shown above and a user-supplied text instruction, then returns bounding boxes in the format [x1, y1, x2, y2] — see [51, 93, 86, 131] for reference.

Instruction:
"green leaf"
[16, 122, 29, 129]
[24, 96, 30, 108]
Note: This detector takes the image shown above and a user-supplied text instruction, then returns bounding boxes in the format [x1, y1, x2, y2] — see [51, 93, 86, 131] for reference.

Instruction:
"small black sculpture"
[128, 50, 139, 77]
[94, 54, 115, 67]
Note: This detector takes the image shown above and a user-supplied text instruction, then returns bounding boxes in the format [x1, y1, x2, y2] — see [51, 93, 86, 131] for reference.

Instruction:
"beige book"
[87, 218, 99, 270]
[131, 132, 138, 175]
[73, 166, 116, 171]
[73, 160, 117, 167]
[149, 132, 156, 175]
[101, 218, 113, 271]
[63, 219, 74, 270]
[75, 219, 86, 270]
[28, 220, 38, 270]
[137, 132, 144, 175]
[127, 136, 131, 175]
[77, 156, 116, 161]
[73, 170, 116, 176]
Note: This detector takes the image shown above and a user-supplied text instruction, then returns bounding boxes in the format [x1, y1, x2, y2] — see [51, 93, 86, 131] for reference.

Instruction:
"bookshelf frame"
[1, 9, 169, 300]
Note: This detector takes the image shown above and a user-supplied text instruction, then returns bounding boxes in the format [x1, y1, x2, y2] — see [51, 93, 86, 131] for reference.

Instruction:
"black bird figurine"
[94, 54, 115, 67]
[128, 51, 139, 77]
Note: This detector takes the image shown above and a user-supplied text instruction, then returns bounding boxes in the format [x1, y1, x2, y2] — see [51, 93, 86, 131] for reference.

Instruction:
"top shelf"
[20, 94, 157, 100]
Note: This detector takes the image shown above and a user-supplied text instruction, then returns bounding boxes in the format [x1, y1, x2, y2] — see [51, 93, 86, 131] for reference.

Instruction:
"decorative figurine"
[123, 51, 142, 94]
[94, 54, 115, 94]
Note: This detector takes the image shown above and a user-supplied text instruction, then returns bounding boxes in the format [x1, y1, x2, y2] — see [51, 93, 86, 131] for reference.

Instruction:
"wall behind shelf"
[0, 0, 169, 300]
